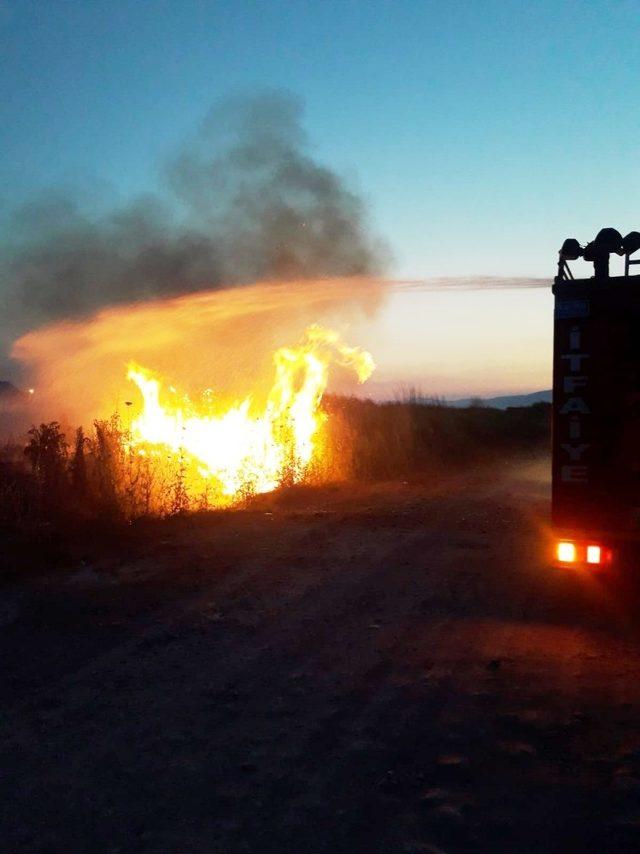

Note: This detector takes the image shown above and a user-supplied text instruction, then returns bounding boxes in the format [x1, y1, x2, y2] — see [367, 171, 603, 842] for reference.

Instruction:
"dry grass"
[0, 397, 550, 556]
[320, 395, 550, 480]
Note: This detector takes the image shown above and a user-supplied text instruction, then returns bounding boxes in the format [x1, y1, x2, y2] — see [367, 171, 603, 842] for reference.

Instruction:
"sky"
[1, 0, 639, 397]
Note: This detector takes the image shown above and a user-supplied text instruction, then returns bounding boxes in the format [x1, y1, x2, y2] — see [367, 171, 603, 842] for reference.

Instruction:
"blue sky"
[1, 0, 638, 394]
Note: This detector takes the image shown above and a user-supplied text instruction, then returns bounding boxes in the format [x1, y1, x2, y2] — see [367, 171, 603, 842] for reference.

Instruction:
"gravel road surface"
[3, 459, 640, 852]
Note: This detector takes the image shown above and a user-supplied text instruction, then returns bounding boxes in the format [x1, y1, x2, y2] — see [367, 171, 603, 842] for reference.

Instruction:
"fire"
[125, 325, 374, 504]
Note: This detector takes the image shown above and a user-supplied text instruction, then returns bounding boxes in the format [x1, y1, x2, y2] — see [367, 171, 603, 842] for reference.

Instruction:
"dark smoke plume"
[0, 91, 385, 373]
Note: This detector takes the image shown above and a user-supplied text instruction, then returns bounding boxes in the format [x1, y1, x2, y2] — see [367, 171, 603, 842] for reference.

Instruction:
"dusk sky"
[2, 0, 639, 397]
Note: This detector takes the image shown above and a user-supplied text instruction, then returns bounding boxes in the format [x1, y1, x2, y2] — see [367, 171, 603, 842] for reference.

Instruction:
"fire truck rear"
[552, 228, 640, 568]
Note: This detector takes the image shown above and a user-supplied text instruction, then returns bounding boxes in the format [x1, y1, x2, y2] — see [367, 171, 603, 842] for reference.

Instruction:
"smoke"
[0, 91, 386, 375]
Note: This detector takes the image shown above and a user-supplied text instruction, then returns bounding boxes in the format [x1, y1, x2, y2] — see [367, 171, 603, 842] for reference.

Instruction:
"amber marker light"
[556, 541, 577, 563]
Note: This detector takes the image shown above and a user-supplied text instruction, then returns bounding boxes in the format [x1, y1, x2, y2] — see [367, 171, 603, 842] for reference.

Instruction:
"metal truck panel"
[552, 275, 640, 539]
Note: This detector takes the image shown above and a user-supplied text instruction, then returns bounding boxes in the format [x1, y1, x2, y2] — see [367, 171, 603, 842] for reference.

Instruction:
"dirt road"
[3, 459, 640, 852]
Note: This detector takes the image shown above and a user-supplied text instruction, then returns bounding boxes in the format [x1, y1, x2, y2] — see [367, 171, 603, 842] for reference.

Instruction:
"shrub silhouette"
[24, 422, 69, 517]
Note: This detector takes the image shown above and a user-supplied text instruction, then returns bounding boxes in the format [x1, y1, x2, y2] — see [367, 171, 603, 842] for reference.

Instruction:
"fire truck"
[552, 228, 640, 568]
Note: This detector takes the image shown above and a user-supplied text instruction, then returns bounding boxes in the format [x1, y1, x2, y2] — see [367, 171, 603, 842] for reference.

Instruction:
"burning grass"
[1, 324, 377, 537]
[124, 325, 374, 505]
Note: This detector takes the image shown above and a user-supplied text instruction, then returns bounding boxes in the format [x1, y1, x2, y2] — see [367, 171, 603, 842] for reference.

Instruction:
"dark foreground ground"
[3, 458, 640, 853]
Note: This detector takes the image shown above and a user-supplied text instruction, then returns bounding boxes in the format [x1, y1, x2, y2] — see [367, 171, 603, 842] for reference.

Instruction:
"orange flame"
[125, 325, 374, 503]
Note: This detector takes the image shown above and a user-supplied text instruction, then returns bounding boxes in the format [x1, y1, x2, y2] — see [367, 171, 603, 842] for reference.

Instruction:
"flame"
[125, 325, 374, 504]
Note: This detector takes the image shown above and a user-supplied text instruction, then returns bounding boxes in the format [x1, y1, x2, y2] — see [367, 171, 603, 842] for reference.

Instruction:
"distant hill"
[0, 381, 31, 436]
[0, 381, 23, 401]
[449, 390, 552, 409]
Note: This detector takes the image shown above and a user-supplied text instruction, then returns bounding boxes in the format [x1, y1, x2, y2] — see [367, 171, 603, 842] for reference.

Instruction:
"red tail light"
[554, 539, 611, 567]
[586, 545, 602, 565]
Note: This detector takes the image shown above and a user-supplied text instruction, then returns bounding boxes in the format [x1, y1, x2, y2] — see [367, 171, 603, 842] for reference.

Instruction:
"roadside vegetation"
[321, 396, 550, 481]
[0, 397, 550, 571]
